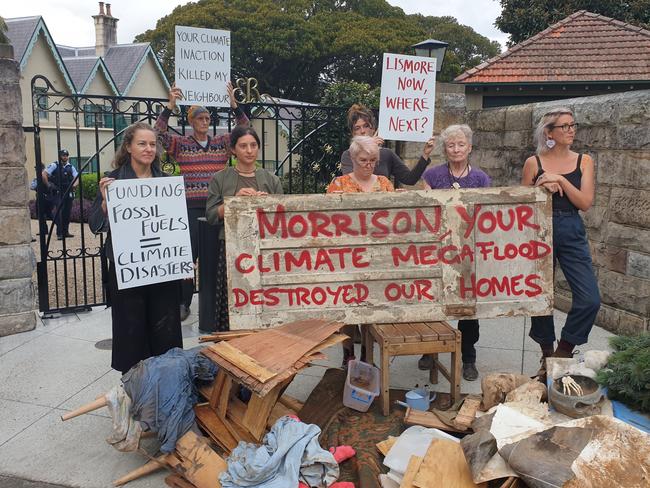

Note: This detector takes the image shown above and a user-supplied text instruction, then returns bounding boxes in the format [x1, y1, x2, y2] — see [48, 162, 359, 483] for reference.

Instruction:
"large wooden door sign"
[223, 187, 553, 329]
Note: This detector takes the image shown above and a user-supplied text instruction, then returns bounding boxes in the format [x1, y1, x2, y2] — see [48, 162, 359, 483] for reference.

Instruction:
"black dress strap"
[576, 153, 583, 170]
[534, 155, 544, 181]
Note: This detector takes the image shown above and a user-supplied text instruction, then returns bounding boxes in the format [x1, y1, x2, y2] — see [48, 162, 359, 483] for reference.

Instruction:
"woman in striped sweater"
[155, 82, 249, 323]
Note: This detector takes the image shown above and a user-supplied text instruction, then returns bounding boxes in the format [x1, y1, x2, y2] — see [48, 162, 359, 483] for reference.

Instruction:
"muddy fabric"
[122, 347, 218, 453]
[300, 368, 454, 488]
[220, 417, 338, 488]
[105, 384, 143, 452]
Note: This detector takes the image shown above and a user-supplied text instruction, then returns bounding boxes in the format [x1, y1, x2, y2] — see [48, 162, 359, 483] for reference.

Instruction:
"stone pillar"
[0, 45, 37, 336]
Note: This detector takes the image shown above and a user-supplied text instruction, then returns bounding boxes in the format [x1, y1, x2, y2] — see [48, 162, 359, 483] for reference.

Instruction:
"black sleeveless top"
[535, 154, 582, 212]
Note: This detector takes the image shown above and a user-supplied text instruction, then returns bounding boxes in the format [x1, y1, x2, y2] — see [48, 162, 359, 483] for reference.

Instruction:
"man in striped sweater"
[155, 82, 249, 322]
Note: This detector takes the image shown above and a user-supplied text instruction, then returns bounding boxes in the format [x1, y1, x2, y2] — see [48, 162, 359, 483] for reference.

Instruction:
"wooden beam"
[208, 341, 277, 383]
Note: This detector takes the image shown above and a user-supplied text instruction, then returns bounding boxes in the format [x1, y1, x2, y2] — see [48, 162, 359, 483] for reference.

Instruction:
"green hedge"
[80, 173, 99, 201]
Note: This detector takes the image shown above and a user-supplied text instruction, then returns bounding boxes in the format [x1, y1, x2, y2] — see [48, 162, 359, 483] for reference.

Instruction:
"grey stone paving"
[0, 306, 614, 487]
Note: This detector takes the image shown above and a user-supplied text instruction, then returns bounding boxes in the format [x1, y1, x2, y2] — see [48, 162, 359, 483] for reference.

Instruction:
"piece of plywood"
[173, 431, 226, 488]
[376, 436, 398, 456]
[400, 455, 423, 488]
[413, 439, 486, 488]
[208, 341, 277, 383]
[194, 404, 238, 453]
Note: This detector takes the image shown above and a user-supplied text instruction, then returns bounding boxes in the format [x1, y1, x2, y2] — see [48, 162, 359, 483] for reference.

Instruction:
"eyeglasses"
[550, 123, 579, 132]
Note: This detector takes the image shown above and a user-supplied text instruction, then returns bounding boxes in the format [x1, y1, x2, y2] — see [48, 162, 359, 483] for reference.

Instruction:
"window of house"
[34, 87, 49, 120]
[83, 104, 114, 128]
[69, 156, 99, 174]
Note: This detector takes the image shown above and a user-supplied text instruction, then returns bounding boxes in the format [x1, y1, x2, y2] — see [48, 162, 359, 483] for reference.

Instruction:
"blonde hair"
[349, 136, 379, 163]
[534, 107, 574, 154]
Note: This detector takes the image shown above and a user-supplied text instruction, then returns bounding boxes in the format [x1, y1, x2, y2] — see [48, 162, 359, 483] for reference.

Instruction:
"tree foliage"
[136, 0, 500, 102]
[496, 0, 650, 46]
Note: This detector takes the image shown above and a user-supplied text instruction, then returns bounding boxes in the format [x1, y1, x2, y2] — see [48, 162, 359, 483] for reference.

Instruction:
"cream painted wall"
[85, 68, 115, 96]
[124, 54, 168, 99]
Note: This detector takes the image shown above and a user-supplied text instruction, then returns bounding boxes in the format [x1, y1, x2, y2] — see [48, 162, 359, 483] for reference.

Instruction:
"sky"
[3, 0, 508, 49]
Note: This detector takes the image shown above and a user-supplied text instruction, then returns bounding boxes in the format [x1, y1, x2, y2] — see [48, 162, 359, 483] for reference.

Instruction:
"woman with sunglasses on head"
[521, 107, 600, 373]
[340, 104, 433, 186]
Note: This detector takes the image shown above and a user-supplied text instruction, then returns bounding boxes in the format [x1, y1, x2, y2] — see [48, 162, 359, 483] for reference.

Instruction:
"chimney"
[93, 1, 119, 57]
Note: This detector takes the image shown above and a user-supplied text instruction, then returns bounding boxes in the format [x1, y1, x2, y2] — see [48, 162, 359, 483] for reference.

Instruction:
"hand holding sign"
[167, 84, 184, 111]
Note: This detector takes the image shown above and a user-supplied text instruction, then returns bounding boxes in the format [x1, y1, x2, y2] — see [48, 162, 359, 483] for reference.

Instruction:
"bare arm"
[538, 155, 595, 211]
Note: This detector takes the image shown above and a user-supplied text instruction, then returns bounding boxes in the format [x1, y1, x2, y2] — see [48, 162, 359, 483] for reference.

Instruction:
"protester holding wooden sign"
[419, 124, 491, 381]
[206, 126, 283, 331]
[340, 104, 431, 186]
[89, 122, 183, 375]
[155, 82, 248, 322]
[328, 135, 395, 367]
[522, 108, 600, 374]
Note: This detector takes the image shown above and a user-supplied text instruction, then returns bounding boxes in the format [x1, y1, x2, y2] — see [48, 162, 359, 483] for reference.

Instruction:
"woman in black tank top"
[521, 107, 601, 376]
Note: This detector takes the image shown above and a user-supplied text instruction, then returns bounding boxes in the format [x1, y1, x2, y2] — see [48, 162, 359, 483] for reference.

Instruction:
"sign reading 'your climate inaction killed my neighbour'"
[106, 177, 194, 289]
[378, 53, 437, 143]
[224, 188, 554, 329]
[174, 25, 231, 106]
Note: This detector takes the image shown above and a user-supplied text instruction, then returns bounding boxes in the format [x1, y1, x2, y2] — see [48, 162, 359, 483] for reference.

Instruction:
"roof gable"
[6, 16, 76, 93]
[456, 10, 650, 84]
[62, 57, 119, 95]
[103, 44, 170, 95]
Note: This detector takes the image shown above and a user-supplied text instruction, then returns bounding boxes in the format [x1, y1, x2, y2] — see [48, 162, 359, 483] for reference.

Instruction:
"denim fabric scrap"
[122, 347, 218, 453]
[220, 416, 339, 488]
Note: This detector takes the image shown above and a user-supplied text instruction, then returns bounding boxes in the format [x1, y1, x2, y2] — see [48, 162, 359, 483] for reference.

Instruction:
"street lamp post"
[412, 39, 448, 72]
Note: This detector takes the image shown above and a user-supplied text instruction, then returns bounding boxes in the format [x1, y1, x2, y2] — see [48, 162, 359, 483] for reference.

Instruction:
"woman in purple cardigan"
[420, 124, 490, 381]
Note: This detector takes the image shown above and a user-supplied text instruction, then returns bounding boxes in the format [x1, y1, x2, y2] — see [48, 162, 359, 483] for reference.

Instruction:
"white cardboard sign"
[174, 25, 231, 107]
[105, 176, 194, 289]
[378, 53, 437, 142]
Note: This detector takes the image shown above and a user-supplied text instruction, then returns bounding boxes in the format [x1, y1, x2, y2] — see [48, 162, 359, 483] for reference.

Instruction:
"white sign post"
[105, 176, 194, 290]
[174, 25, 231, 107]
[378, 53, 437, 142]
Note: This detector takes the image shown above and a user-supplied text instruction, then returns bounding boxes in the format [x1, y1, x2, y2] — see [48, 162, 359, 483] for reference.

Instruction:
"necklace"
[447, 162, 470, 189]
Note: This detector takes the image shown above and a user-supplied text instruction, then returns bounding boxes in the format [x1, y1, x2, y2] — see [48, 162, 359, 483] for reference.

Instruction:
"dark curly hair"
[347, 103, 377, 134]
[111, 122, 161, 169]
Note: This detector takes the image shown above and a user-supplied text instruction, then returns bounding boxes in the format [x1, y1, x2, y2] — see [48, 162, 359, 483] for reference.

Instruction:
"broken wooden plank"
[404, 408, 469, 434]
[413, 439, 486, 488]
[198, 330, 256, 343]
[454, 397, 482, 430]
[376, 436, 397, 456]
[173, 431, 227, 488]
[165, 474, 197, 488]
[61, 396, 108, 421]
[194, 404, 238, 453]
[278, 394, 304, 413]
[208, 341, 278, 383]
[400, 455, 423, 488]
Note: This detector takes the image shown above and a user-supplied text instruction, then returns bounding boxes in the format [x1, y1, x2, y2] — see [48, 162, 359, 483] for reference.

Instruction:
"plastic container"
[343, 359, 380, 412]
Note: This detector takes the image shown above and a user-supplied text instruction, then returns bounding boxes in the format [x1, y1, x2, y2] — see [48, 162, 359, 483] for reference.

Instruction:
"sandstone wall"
[463, 90, 650, 335]
[0, 47, 37, 336]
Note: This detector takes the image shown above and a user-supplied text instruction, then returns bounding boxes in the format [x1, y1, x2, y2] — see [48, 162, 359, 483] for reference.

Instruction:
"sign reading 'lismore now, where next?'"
[105, 176, 194, 290]
[224, 187, 554, 329]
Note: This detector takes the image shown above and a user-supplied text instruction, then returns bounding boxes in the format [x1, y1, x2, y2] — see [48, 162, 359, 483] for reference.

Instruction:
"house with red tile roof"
[455, 10, 650, 109]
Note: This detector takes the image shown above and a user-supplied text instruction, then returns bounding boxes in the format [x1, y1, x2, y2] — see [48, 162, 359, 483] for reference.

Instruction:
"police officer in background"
[43, 149, 78, 240]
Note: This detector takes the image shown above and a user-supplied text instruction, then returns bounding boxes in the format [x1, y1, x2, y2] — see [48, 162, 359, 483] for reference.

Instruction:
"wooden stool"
[363, 321, 462, 415]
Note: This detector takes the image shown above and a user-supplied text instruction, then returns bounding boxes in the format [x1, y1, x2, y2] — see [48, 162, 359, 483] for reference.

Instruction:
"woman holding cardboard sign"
[90, 122, 183, 375]
[340, 104, 432, 186]
[328, 135, 396, 367]
[419, 124, 491, 382]
[206, 126, 283, 331]
[521, 108, 600, 374]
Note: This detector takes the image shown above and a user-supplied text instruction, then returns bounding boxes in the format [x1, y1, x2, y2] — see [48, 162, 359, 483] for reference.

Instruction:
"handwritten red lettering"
[456, 204, 541, 238]
[384, 280, 435, 302]
[459, 273, 543, 298]
[232, 284, 369, 308]
[397, 77, 426, 91]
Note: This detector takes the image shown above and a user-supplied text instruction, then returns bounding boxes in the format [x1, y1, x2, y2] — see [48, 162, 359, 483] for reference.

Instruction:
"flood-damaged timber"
[224, 187, 553, 329]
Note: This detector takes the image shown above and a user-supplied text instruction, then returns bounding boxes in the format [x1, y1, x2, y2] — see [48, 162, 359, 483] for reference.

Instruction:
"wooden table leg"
[429, 353, 439, 384]
[450, 340, 462, 404]
[364, 326, 374, 367]
[380, 341, 390, 416]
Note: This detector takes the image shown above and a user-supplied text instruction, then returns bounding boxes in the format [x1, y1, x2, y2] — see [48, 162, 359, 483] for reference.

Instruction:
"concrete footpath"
[0, 307, 614, 488]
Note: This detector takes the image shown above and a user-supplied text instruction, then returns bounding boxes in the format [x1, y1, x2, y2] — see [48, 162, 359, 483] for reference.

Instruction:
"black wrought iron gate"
[31, 75, 348, 314]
